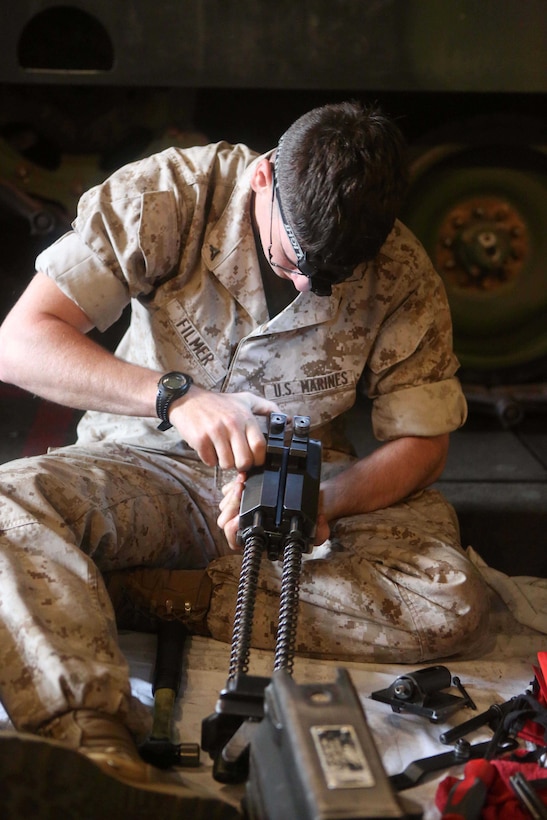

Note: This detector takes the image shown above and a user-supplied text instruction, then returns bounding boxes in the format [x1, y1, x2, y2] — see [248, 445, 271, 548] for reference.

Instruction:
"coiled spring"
[228, 532, 264, 681]
[274, 538, 303, 674]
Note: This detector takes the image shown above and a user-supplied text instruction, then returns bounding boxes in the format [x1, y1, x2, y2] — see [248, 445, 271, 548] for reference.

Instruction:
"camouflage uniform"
[0, 143, 488, 733]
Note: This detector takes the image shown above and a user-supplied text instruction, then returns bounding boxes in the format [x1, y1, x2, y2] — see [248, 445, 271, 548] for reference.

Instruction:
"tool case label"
[311, 724, 376, 790]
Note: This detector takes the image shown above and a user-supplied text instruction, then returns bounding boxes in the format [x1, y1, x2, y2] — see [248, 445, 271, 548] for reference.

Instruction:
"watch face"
[162, 373, 186, 390]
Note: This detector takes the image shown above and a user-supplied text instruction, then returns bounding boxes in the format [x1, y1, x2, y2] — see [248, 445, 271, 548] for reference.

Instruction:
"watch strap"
[156, 372, 193, 431]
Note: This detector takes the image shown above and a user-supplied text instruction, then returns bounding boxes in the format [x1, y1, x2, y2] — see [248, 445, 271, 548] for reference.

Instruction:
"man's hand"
[0, 273, 279, 472]
[216, 430, 450, 551]
[217, 473, 330, 552]
[217, 473, 246, 550]
[169, 386, 281, 471]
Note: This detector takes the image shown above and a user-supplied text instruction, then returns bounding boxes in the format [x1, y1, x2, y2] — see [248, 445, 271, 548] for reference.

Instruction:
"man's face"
[252, 156, 354, 297]
[267, 195, 313, 293]
[251, 157, 312, 294]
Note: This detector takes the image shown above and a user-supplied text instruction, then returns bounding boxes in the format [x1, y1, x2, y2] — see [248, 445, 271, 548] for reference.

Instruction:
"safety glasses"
[269, 158, 355, 297]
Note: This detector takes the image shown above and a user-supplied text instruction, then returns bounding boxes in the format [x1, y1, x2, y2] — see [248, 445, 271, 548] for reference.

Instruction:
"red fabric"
[436, 757, 547, 819]
[538, 652, 547, 685]
[518, 653, 547, 745]
[437, 654, 547, 817]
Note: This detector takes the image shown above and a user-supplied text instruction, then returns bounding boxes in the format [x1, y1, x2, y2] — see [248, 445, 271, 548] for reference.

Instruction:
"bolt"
[454, 738, 472, 760]
[270, 414, 286, 434]
[477, 232, 497, 249]
[32, 212, 55, 234]
[393, 678, 414, 700]
[294, 416, 310, 435]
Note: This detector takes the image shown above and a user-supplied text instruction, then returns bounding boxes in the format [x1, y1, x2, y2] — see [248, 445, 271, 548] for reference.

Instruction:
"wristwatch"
[156, 371, 193, 431]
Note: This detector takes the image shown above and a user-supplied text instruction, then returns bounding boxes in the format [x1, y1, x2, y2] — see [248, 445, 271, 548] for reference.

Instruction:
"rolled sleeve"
[36, 232, 130, 331]
[35, 150, 187, 333]
[371, 377, 467, 440]
[363, 238, 467, 441]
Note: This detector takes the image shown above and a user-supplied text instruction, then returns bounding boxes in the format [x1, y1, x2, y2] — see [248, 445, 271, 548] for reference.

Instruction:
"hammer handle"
[153, 618, 188, 695]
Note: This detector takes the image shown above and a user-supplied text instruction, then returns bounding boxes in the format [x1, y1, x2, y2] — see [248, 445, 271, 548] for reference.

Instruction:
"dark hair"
[275, 100, 408, 267]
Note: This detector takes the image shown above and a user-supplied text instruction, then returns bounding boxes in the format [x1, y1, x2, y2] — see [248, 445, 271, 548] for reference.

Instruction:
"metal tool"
[139, 618, 200, 768]
[510, 772, 547, 820]
[371, 666, 476, 722]
[390, 738, 518, 792]
[439, 699, 515, 745]
[202, 413, 322, 783]
[244, 668, 410, 819]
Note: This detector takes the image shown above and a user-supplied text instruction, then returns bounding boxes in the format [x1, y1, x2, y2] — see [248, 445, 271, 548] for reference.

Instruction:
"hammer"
[139, 618, 200, 768]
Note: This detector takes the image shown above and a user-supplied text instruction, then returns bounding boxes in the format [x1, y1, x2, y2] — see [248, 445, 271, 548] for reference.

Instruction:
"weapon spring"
[228, 533, 264, 680]
[274, 537, 303, 674]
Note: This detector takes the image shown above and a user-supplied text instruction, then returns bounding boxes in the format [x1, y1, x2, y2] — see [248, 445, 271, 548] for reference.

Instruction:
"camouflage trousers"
[0, 441, 489, 733]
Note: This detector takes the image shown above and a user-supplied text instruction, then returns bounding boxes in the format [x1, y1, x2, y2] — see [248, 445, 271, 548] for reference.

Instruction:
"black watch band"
[156, 371, 193, 431]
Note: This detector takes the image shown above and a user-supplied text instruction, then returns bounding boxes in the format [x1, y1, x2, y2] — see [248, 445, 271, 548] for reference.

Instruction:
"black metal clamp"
[371, 665, 477, 723]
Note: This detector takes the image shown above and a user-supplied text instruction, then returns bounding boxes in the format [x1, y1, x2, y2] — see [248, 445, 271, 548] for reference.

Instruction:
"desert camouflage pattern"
[0, 143, 488, 732]
[36, 142, 466, 446]
[0, 444, 488, 733]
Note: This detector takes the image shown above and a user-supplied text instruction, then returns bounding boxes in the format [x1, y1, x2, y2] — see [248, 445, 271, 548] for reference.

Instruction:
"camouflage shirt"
[36, 141, 466, 453]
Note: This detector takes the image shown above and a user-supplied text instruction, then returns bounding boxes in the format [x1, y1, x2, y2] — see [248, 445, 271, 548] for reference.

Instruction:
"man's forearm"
[320, 434, 450, 522]
[0, 271, 159, 416]
[0, 312, 159, 415]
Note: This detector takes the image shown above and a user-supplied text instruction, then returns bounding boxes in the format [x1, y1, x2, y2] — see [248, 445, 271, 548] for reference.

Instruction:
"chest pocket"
[224, 332, 358, 428]
[138, 191, 181, 285]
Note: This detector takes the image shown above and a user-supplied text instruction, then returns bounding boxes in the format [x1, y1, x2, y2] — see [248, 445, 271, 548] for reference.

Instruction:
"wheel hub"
[436, 196, 529, 291]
